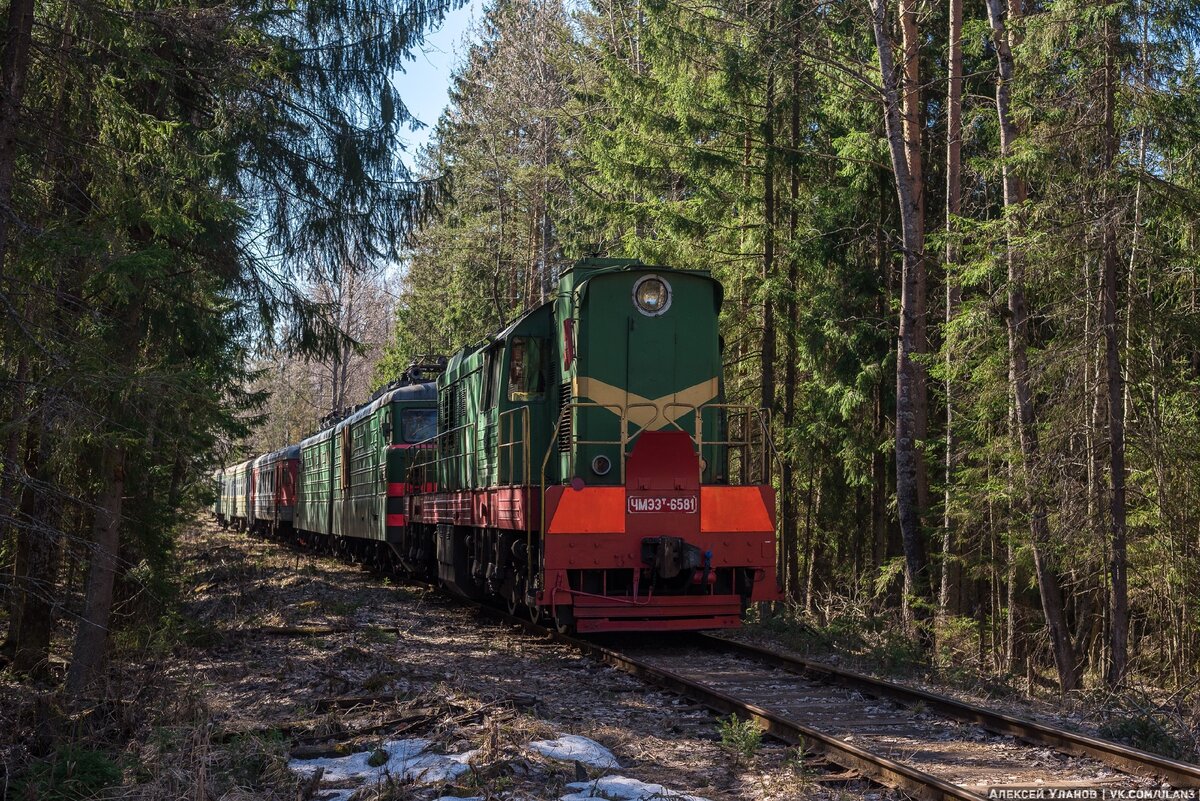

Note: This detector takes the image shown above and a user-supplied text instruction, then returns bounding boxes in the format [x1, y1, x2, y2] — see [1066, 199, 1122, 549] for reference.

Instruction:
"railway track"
[474, 604, 1200, 801]
[247, 529, 1200, 801]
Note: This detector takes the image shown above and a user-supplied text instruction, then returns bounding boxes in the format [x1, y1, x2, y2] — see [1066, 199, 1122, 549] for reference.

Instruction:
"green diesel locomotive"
[398, 258, 779, 631]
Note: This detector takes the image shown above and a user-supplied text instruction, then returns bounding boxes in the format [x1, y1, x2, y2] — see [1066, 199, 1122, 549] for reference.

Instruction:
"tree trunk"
[0, 0, 36, 270]
[8, 412, 61, 676]
[0, 353, 29, 577]
[800, 466, 815, 612]
[781, 53, 801, 603]
[899, 0, 929, 522]
[66, 446, 127, 697]
[872, 177, 890, 577]
[940, 0, 964, 625]
[1101, 13, 1129, 687]
[985, 0, 1078, 693]
[870, 0, 930, 634]
[760, 8, 777, 416]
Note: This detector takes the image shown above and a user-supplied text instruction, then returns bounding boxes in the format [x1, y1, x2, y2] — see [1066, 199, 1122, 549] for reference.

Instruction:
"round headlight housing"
[633, 275, 672, 316]
[591, 454, 612, 476]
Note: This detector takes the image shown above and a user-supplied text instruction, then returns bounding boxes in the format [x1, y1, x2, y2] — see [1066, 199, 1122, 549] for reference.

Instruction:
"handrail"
[537, 399, 774, 490]
[405, 421, 476, 492]
[410, 396, 774, 530]
[698, 403, 772, 485]
[536, 412, 570, 590]
[619, 402, 660, 482]
[498, 406, 530, 487]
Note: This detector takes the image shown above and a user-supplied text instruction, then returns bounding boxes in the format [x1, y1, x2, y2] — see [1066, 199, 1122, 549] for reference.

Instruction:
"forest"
[1, 0, 1200, 780]
[374, 0, 1200, 698]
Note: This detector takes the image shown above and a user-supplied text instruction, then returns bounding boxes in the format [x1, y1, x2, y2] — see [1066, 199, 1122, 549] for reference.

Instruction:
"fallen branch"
[312, 693, 413, 711]
[286, 698, 525, 756]
[227, 625, 400, 637]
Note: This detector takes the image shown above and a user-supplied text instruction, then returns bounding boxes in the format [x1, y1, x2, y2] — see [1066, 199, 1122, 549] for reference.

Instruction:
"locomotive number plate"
[627, 495, 698, 514]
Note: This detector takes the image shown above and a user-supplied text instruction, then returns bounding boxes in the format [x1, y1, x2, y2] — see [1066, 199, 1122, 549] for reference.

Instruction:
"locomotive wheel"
[506, 592, 521, 617]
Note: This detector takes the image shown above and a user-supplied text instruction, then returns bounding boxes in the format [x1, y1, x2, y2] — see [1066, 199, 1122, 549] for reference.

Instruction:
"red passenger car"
[251, 445, 300, 536]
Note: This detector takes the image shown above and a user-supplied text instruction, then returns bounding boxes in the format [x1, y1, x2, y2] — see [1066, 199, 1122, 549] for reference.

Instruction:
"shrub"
[11, 747, 122, 801]
[717, 714, 762, 762]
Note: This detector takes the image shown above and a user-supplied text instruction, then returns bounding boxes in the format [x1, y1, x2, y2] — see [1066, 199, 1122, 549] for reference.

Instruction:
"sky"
[393, 0, 485, 167]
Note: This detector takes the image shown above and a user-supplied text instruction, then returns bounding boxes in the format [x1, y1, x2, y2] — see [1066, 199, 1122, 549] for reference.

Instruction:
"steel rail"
[472, 604, 985, 801]
[699, 634, 1200, 788]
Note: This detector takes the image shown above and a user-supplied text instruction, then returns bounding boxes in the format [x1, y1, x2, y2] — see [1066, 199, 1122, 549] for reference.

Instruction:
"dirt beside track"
[170, 522, 882, 801]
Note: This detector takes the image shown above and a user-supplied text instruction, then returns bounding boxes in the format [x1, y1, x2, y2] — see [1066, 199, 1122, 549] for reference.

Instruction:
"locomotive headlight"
[591, 454, 612, 476]
[633, 275, 671, 316]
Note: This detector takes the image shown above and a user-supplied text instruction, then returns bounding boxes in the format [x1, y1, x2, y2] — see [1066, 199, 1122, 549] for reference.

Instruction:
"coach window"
[508, 337, 545, 402]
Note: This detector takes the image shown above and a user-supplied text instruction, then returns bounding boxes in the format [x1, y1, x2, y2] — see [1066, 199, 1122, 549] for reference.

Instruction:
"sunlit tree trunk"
[900, 0, 929, 524]
[985, 0, 1078, 692]
[940, 0, 964, 625]
[870, 0, 930, 635]
[760, 2, 777, 417]
[781, 51, 801, 603]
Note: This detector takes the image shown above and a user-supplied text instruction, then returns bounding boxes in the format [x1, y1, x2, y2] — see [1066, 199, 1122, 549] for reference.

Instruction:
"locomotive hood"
[558, 262, 725, 434]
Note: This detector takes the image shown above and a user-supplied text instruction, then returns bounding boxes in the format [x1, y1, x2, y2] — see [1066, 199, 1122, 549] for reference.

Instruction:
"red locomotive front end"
[541, 431, 778, 632]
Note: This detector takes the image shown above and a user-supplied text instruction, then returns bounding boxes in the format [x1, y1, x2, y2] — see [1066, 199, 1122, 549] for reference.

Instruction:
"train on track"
[213, 258, 780, 632]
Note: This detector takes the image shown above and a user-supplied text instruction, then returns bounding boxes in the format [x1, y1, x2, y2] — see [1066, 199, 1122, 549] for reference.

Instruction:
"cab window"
[508, 337, 545, 401]
[401, 409, 437, 443]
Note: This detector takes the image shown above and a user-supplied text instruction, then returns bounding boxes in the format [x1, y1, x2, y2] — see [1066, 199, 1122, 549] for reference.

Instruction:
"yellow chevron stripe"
[573, 376, 719, 431]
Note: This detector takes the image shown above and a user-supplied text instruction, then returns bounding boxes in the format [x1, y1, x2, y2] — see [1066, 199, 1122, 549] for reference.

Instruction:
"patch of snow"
[289, 738, 477, 790]
[528, 734, 621, 770]
[563, 775, 710, 801]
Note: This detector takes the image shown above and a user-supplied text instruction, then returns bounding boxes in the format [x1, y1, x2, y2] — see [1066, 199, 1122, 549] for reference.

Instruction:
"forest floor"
[2, 521, 1196, 799]
[6, 521, 889, 800]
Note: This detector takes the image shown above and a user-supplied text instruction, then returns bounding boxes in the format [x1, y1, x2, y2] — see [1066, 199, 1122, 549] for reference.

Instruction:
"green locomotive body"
[400, 258, 779, 631]
[297, 428, 335, 536]
[295, 377, 438, 552]
[335, 383, 437, 542]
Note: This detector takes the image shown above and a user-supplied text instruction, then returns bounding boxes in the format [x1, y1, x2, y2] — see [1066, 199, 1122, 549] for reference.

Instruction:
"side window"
[483, 346, 503, 409]
[508, 337, 545, 402]
[340, 427, 351, 491]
